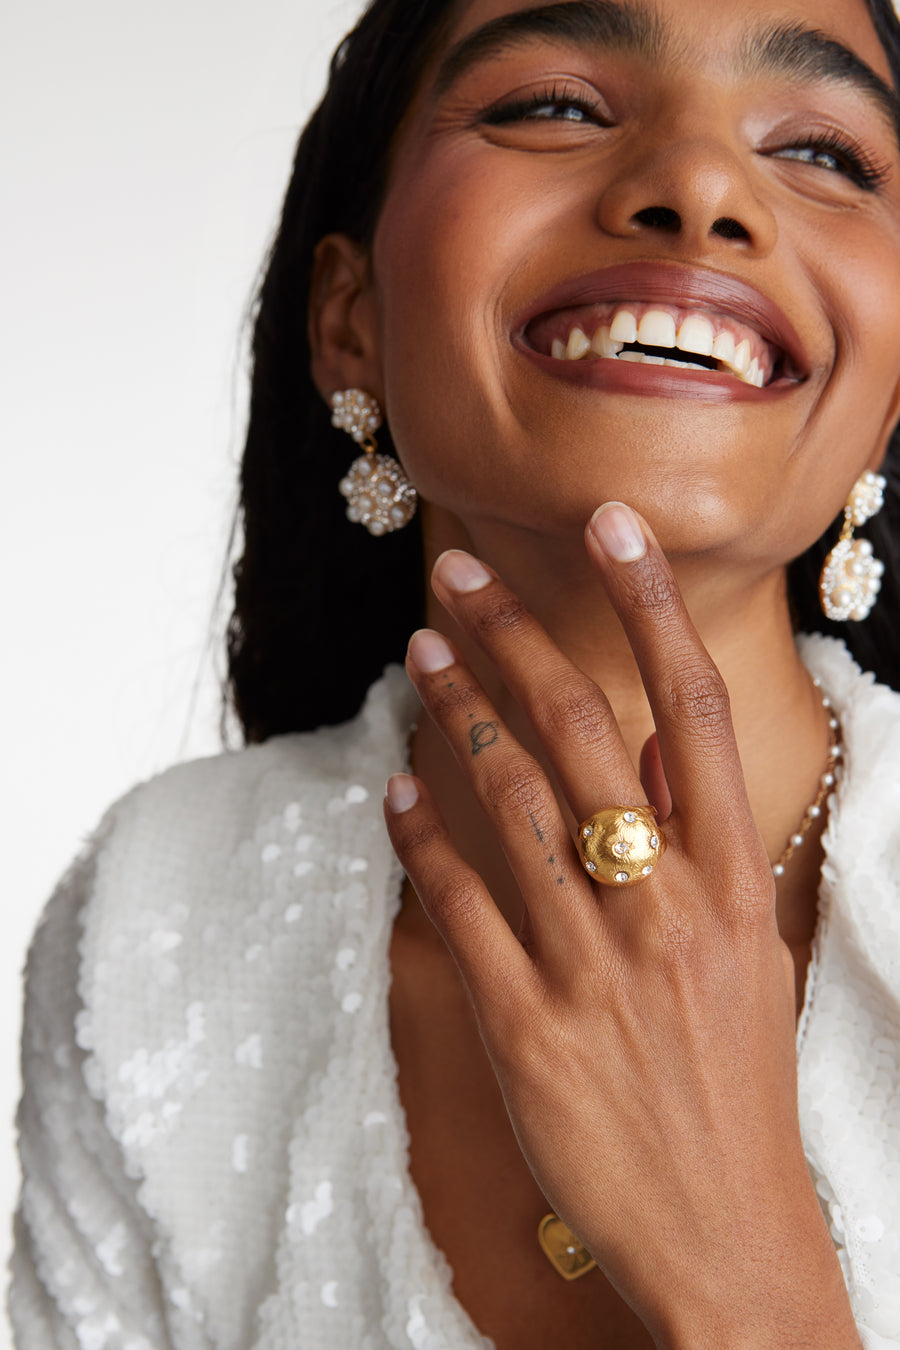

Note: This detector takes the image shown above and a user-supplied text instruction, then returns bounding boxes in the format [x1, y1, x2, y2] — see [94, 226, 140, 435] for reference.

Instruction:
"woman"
[11, 0, 900, 1344]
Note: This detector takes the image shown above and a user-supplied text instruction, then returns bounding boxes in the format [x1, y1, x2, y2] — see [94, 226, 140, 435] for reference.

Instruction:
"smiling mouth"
[526, 300, 795, 389]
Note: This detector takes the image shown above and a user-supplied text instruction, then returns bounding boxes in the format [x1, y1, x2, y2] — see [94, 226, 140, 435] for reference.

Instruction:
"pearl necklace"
[771, 679, 842, 880]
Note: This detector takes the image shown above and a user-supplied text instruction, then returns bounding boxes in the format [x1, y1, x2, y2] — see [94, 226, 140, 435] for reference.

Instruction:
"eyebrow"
[433, 0, 665, 98]
[433, 0, 900, 140]
[742, 23, 900, 139]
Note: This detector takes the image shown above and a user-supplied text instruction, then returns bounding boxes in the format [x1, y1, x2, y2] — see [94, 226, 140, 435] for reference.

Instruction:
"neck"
[407, 507, 832, 965]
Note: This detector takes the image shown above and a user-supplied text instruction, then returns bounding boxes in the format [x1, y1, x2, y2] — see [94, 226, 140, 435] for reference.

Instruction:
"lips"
[514, 263, 810, 393]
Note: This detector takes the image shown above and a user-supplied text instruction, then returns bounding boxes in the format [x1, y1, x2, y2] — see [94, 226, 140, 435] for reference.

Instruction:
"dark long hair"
[227, 0, 900, 743]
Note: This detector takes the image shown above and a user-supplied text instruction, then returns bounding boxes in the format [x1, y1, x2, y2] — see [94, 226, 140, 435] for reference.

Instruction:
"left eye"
[777, 145, 845, 172]
[770, 136, 889, 191]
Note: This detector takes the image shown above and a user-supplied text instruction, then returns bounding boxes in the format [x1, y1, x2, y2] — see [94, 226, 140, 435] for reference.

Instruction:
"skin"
[308, 0, 900, 1343]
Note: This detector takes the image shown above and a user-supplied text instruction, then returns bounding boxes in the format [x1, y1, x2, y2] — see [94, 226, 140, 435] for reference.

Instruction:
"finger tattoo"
[470, 721, 499, 756]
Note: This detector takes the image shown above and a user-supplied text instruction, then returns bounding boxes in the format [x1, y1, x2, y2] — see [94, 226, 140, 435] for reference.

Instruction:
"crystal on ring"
[642, 865, 653, 876]
[650, 835, 659, 848]
[615, 871, 629, 883]
[614, 842, 627, 855]
[583, 826, 593, 837]
[623, 812, 636, 823]
[586, 861, 597, 872]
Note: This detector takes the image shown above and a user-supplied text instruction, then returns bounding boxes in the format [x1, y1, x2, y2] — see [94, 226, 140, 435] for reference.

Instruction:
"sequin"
[235, 1034, 263, 1069]
[300, 1182, 334, 1236]
[95, 1223, 127, 1277]
[283, 802, 303, 830]
[11, 652, 900, 1350]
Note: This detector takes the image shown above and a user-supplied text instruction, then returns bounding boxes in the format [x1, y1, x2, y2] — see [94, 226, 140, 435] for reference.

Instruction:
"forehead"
[440, 0, 894, 85]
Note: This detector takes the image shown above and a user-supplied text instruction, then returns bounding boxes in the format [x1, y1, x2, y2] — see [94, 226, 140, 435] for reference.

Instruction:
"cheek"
[810, 206, 900, 426]
[371, 146, 566, 503]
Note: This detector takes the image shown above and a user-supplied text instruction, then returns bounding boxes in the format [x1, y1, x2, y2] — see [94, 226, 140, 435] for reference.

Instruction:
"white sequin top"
[9, 637, 900, 1349]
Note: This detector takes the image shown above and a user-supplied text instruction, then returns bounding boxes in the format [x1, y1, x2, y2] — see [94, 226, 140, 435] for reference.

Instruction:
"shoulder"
[796, 638, 900, 1341]
[800, 636, 900, 903]
[24, 663, 418, 1064]
[58, 665, 417, 933]
[799, 634, 900, 990]
[799, 633, 900, 803]
[799, 631, 900, 735]
[94, 662, 417, 874]
[17, 668, 418, 1335]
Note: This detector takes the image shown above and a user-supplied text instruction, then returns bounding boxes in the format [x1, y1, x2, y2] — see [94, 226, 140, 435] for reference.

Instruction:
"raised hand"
[384, 503, 859, 1349]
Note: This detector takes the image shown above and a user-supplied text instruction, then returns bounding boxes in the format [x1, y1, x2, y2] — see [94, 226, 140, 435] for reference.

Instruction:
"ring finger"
[406, 628, 608, 949]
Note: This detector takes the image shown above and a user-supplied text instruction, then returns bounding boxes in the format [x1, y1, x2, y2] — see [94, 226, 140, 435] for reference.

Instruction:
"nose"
[595, 129, 778, 257]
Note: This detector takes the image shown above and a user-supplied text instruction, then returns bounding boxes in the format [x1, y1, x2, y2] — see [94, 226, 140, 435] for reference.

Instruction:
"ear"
[308, 233, 382, 406]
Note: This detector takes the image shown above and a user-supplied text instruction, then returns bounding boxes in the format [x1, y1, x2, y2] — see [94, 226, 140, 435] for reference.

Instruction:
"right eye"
[482, 83, 614, 129]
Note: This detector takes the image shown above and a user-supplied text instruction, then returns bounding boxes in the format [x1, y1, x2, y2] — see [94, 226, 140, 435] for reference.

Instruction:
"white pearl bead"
[791, 833, 804, 847]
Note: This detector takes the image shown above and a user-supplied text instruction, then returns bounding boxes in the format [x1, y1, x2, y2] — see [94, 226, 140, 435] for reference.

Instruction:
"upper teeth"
[548, 306, 768, 387]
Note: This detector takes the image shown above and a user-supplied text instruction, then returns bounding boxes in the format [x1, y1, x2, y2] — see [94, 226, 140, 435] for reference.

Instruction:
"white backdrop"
[1, 0, 363, 1318]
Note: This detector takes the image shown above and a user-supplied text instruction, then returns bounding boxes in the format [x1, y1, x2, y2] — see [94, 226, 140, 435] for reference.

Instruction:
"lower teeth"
[548, 341, 763, 385]
[615, 351, 720, 373]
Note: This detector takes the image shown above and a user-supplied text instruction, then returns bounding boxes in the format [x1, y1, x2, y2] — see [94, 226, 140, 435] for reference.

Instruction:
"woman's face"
[364, 0, 900, 564]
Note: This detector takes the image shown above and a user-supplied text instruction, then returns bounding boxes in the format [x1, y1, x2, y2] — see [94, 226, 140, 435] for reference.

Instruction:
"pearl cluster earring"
[819, 471, 887, 621]
[331, 389, 417, 536]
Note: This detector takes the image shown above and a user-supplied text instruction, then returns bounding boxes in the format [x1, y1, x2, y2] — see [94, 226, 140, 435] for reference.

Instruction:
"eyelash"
[481, 87, 891, 191]
[482, 83, 611, 127]
[771, 131, 890, 192]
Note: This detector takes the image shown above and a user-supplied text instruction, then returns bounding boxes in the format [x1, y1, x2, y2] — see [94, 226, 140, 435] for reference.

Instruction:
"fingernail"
[386, 773, 418, 813]
[433, 549, 491, 593]
[589, 502, 646, 562]
[408, 628, 454, 673]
